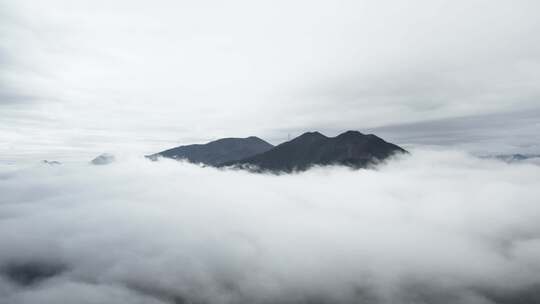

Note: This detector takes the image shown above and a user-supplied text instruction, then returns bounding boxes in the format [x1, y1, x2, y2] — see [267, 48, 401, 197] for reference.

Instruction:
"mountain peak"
[292, 131, 327, 141]
[302, 131, 326, 137]
[245, 136, 267, 142]
[336, 130, 365, 138]
[148, 136, 274, 166]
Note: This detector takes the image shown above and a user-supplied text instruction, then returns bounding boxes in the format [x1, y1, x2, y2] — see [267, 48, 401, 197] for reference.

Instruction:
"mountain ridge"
[220, 130, 407, 172]
[148, 130, 407, 172]
[147, 136, 274, 166]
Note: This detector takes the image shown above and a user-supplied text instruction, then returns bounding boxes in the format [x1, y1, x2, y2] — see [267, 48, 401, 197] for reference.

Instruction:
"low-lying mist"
[1, 150, 539, 304]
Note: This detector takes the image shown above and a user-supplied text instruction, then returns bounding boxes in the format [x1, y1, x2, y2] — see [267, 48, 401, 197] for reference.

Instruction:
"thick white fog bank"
[1, 150, 540, 304]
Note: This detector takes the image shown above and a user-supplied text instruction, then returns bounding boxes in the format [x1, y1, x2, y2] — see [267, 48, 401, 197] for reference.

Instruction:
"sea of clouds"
[1, 150, 540, 304]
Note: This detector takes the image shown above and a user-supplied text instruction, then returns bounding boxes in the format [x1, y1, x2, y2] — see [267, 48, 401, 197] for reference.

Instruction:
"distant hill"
[220, 131, 407, 172]
[147, 137, 274, 166]
[91, 153, 115, 165]
[42, 160, 61, 165]
[480, 154, 540, 164]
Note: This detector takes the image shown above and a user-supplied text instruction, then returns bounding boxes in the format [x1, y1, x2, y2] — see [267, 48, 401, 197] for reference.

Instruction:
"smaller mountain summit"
[147, 136, 274, 166]
[291, 131, 328, 142]
[42, 160, 61, 165]
[91, 153, 116, 165]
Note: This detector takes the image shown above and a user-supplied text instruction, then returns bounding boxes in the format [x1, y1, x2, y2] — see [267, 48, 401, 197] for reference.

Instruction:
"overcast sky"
[2, 3, 540, 302]
[1, 0, 539, 161]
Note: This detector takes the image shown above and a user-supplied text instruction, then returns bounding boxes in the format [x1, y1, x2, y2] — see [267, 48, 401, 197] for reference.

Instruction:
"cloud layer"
[1, 151, 540, 303]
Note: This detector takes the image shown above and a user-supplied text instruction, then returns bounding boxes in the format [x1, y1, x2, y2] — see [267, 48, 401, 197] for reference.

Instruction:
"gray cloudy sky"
[1, 0, 540, 161]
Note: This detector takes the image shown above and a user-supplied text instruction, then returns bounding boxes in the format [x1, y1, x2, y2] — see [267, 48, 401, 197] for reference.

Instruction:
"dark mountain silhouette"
[147, 137, 274, 166]
[221, 130, 407, 172]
